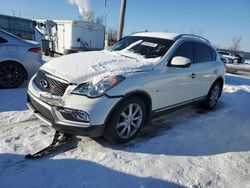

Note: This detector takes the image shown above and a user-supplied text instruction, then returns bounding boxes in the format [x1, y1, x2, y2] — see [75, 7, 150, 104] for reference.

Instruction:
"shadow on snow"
[0, 153, 183, 188]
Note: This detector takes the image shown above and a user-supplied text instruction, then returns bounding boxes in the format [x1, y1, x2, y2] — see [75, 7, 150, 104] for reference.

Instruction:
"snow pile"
[0, 74, 250, 187]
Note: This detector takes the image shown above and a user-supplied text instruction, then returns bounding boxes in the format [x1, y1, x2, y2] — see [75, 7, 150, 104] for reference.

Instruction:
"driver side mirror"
[170, 56, 191, 68]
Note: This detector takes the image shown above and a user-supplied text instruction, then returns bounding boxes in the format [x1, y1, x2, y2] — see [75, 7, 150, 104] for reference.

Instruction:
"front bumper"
[27, 92, 104, 137]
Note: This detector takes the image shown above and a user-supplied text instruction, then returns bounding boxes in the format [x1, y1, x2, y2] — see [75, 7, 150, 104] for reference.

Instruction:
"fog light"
[56, 107, 90, 123]
[72, 112, 90, 122]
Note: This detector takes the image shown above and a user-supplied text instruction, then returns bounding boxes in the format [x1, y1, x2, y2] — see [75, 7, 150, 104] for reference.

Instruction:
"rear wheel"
[104, 97, 146, 144]
[202, 81, 222, 109]
[0, 62, 25, 88]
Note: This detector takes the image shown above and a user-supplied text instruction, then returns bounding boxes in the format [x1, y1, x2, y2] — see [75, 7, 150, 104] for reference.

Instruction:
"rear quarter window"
[0, 36, 8, 43]
[194, 42, 213, 63]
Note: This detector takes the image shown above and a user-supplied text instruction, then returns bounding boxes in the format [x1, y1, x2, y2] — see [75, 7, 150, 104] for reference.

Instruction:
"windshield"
[106, 36, 174, 59]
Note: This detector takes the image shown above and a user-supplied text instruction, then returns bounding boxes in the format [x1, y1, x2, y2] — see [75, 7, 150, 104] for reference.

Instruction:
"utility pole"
[117, 0, 127, 40]
[104, 0, 107, 30]
[103, 0, 108, 48]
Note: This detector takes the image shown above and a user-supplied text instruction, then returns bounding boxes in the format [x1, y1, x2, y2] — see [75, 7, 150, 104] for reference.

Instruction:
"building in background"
[0, 14, 34, 40]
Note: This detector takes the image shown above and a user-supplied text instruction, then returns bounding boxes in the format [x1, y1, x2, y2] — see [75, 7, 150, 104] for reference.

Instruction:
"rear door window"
[194, 42, 213, 63]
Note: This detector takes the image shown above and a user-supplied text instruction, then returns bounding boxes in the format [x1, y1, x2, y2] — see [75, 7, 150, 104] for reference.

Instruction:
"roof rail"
[175, 34, 211, 44]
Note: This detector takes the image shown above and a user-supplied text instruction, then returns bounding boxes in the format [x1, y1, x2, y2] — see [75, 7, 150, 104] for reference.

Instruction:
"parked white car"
[0, 29, 44, 88]
[27, 32, 225, 143]
[218, 50, 239, 64]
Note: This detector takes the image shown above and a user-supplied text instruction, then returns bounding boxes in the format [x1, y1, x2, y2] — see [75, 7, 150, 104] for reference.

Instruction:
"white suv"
[27, 32, 225, 143]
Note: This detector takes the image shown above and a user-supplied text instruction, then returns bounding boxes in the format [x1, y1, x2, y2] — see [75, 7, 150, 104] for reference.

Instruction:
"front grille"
[34, 71, 68, 96]
[28, 95, 54, 122]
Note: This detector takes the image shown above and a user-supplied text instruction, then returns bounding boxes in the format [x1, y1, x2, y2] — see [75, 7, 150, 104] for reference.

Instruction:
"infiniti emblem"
[40, 79, 49, 89]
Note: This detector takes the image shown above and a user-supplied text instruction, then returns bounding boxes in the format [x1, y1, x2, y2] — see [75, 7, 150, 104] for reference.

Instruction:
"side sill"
[151, 96, 206, 119]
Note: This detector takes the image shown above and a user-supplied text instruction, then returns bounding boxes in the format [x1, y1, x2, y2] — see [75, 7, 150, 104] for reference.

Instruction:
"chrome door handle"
[191, 73, 196, 78]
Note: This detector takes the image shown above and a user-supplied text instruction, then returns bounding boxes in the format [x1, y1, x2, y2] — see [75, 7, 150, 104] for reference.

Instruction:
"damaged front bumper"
[27, 92, 104, 137]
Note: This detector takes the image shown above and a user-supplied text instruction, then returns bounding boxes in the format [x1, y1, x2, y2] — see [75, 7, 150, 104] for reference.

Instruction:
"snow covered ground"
[0, 74, 250, 188]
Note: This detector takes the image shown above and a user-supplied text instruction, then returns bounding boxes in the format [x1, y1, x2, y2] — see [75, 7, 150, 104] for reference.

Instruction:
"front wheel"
[104, 97, 146, 144]
[202, 82, 222, 109]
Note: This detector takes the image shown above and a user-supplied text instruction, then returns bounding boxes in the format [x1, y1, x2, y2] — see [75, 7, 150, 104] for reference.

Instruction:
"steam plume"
[68, 0, 92, 21]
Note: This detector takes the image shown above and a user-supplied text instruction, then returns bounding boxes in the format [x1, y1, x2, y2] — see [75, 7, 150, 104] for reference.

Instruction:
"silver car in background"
[0, 29, 44, 88]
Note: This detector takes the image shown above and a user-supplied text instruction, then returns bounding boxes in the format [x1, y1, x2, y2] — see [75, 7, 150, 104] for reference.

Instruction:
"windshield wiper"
[116, 51, 141, 63]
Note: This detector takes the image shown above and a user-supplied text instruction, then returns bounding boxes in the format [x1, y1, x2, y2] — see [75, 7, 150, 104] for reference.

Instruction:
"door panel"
[156, 41, 199, 109]
[56, 24, 65, 54]
[155, 41, 218, 111]
[0, 37, 7, 60]
[156, 66, 199, 109]
[193, 42, 219, 95]
[190, 61, 218, 96]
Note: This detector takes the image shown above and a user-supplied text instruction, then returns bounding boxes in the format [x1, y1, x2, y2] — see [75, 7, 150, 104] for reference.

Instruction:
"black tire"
[202, 81, 222, 109]
[104, 96, 146, 144]
[45, 51, 49, 56]
[0, 62, 25, 89]
[233, 58, 239, 64]
[50, 52, 55, 57]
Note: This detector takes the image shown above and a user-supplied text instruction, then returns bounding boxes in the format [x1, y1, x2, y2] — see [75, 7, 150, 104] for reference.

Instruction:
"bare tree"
[107, 28, 117, 45]
[230, 36, 242, 51]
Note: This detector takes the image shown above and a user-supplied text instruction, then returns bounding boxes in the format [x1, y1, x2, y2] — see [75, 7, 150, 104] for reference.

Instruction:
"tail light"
[28, 47, 41, 53]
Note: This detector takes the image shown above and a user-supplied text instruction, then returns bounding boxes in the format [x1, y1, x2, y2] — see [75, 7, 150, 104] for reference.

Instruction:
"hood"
[40, 51, 157, 84]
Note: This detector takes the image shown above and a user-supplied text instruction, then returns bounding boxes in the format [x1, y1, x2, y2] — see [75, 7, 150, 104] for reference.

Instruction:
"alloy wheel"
[209, 83, 221, 107]
[0, 64, 23, 88]
[116, 103, 143, 139]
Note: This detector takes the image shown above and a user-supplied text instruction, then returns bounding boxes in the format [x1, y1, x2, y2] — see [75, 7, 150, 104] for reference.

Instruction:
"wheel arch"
[103, 90, 152, 134]
[212, 76, 224, 97]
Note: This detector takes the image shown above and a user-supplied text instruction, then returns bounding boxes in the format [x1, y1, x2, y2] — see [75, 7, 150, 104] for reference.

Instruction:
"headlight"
[71, 75, 125, 98]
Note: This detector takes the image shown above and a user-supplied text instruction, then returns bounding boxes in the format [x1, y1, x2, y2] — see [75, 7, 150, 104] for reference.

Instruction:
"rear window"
[194, 42, 213, 63]
[0, 36, 7, 43]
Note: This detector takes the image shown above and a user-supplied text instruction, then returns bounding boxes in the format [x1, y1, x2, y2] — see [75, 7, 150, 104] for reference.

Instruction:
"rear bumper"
[27, 92, 104, 137]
